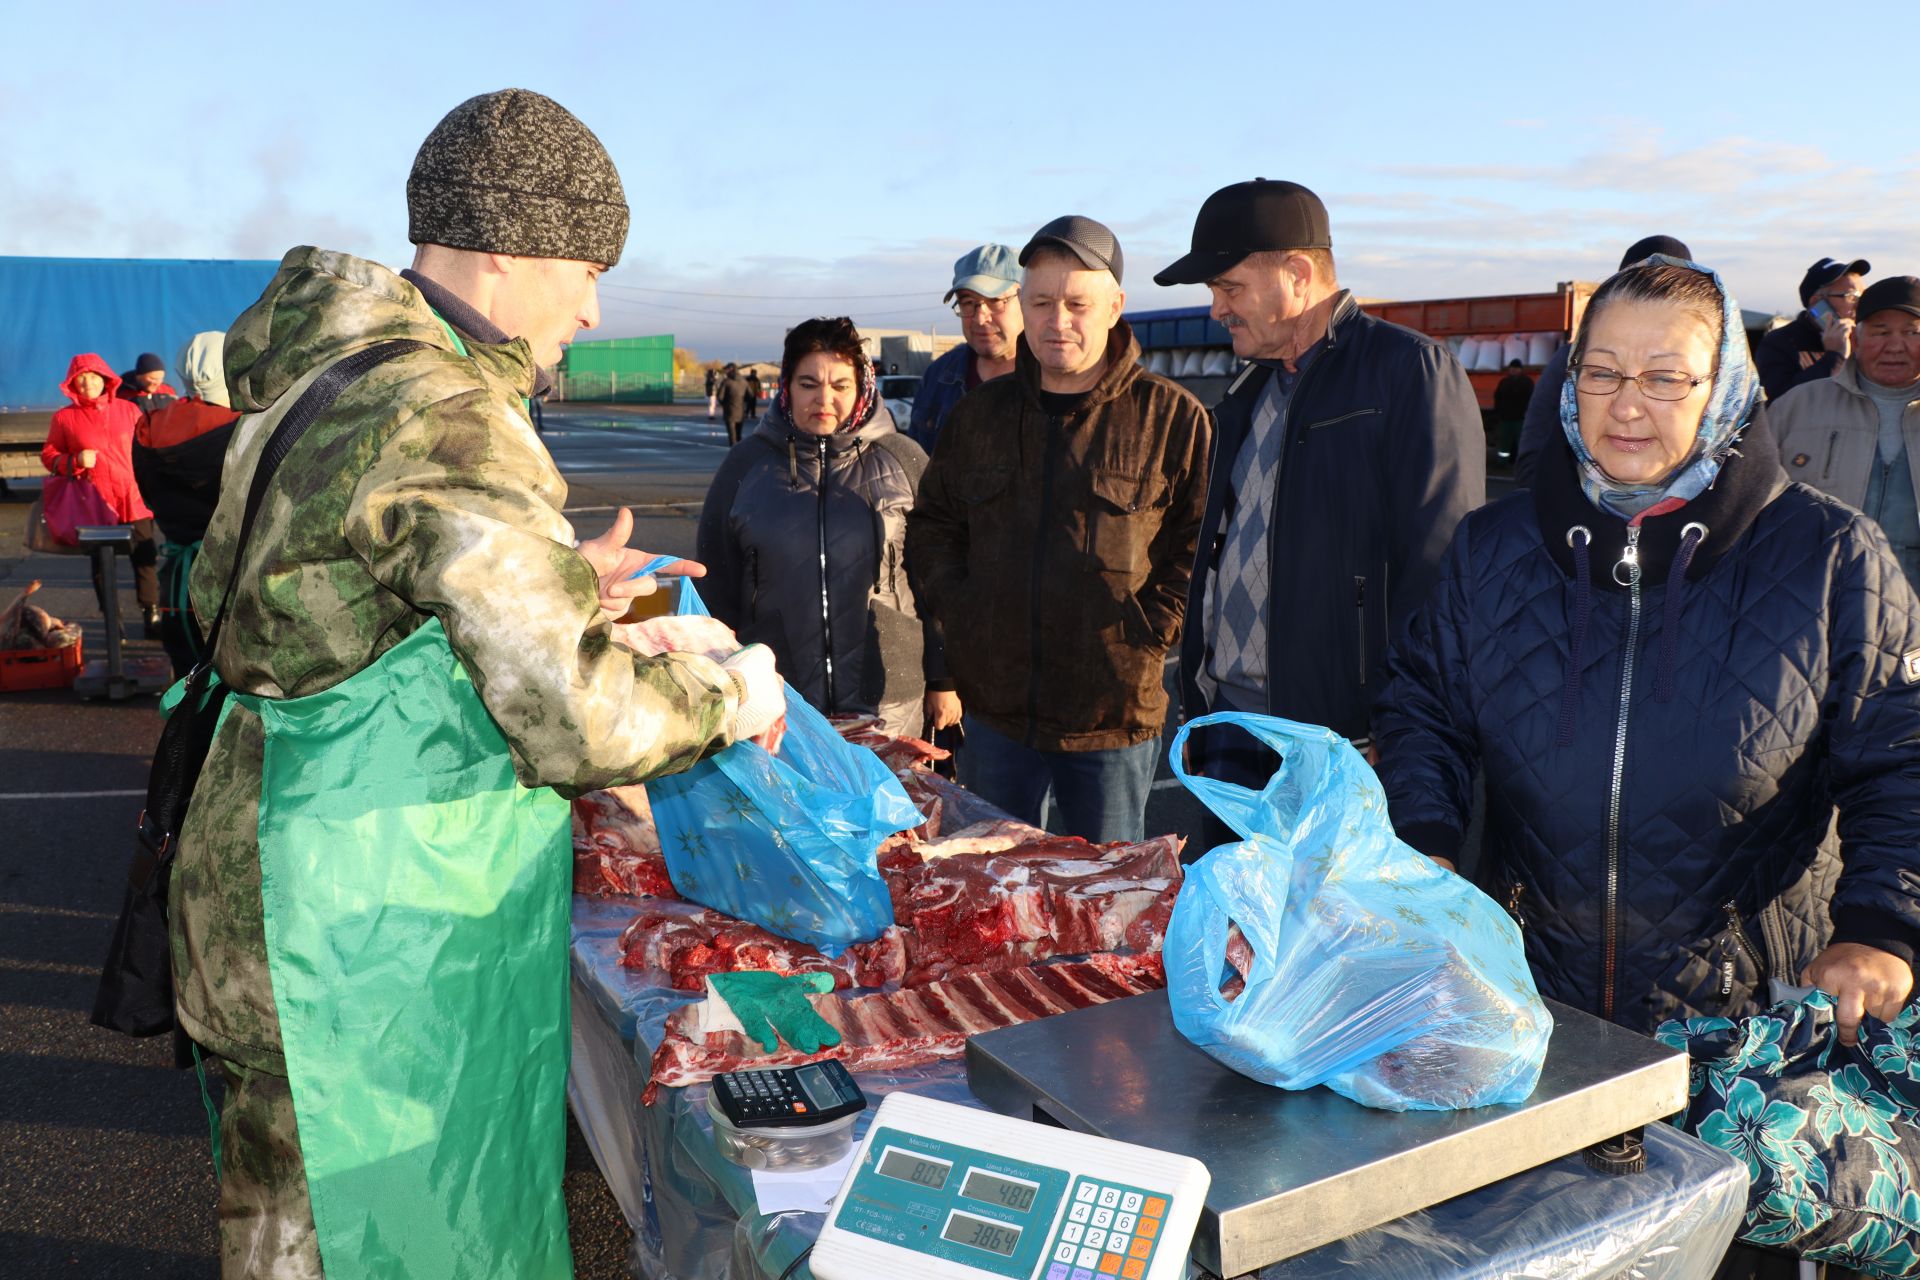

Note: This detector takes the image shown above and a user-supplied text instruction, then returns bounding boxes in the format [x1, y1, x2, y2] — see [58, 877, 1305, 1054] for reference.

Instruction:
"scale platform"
[965, 991, 1687, 1277]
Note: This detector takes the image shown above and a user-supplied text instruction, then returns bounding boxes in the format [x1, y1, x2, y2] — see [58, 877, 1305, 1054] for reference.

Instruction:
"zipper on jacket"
[815, 438, 836, 710]
[1823, 431, 1838, 479]
[1506, 883, 1528, 931]
[1354, 576, 1369, 686]
[1719, 901, 1771, 998]
[1601, 524, 1646, 1022]
[1027, 413, 1064, 746]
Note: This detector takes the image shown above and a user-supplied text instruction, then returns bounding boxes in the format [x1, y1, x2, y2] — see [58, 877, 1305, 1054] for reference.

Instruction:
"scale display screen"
[876, 1148, 952, 1192]
[959, 1169, 1038, 1213]
[940, 1210, 1022, 1257]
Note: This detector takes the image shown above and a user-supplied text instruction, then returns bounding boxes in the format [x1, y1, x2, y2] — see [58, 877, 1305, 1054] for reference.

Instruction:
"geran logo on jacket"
[1905, 649, 1920, 685]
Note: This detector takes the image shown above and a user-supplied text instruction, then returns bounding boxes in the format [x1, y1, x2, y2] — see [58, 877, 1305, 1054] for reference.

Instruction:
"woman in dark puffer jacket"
[1376, 259, 1920, 1049]
[697, 317, 954, 736]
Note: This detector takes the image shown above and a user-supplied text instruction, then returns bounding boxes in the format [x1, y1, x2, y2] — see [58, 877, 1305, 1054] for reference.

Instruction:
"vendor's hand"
[77, 449, 97, 470]
[720, 644, 785, 742]
[1821, 315, 1856, 358]
[925, 689, 962, 732]
[1427, 855, 1456, 874]
[575, 507, 704, 620]
[1803, 943, 1914, 1046]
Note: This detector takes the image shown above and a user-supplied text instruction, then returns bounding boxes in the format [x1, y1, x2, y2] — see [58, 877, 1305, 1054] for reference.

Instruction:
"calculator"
[711, 1059, 867, 1129]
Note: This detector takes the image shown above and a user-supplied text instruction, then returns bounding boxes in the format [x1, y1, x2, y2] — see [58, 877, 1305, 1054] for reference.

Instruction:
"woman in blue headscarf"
[1373, 258, 1920, 1048]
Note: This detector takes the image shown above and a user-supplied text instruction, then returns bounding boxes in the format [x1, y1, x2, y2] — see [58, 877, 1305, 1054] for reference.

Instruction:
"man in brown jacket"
[907, 215, 1210, 841]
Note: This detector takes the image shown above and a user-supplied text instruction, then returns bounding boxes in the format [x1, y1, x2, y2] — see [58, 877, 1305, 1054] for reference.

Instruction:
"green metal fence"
[557, 334, 674, 404]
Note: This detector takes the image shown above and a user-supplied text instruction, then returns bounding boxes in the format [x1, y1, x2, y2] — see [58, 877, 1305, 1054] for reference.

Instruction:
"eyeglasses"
[1571, 364, 1710, 401]
[1822, 288, 1862, 302]
[953, 294, 1017, 318]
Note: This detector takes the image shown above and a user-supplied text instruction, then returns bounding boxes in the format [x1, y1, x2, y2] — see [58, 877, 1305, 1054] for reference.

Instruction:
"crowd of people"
[709, 187, 1920, 1058]
[49, 85, 1918, 1279]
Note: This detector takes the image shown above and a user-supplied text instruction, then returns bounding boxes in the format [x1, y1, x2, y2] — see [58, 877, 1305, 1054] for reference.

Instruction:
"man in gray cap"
[908, 243, 1024, 453]
[166, 88, 782, 1276]
[909, 216, 1211, 843]
[1156, 180, 1482, 849]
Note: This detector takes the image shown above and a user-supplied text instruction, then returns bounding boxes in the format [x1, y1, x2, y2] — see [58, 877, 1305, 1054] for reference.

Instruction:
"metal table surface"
[964, 990, 1689, 1277]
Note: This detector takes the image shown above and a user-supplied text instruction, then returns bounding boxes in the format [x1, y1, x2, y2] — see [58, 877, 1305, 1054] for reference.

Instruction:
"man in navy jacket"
[1157, 180, 1483, 828]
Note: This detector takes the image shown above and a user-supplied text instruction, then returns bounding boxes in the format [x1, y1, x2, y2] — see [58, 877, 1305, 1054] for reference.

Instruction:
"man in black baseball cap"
[1756, 254, 1872, 400]
[1159, 180, 1483, 851]
[909, 214, 1211, 845]
[1773, 273, 1920, 592]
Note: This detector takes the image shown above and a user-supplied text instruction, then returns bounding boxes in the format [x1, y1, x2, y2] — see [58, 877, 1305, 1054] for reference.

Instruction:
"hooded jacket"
[907, 321, 1211, 751]
[697, 399, 940, 717]
[132, 332, 242, 545]
[171, 246, 742, 1073]
[1374, 411, 1920, 1033]
[42, 354, 153, 522]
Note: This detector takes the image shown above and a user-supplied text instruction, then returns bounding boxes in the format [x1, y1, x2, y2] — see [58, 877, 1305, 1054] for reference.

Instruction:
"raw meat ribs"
[646, 952, 1167, 1096]
[618, 899, 909, 992]
[885, 834, 1183, 986]
[572, 786, 675, 898]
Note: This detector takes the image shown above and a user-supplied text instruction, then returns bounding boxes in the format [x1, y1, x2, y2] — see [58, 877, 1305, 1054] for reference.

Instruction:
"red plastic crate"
[0, 639, 84, 692]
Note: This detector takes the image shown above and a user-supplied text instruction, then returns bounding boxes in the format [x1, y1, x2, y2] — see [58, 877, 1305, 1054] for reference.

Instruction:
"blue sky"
[3, 0, 1915, 359]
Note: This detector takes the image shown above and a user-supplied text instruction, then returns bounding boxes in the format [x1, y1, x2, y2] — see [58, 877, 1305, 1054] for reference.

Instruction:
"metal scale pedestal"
[71, 526, 169, 701]
[965, 991, 1688, 1278]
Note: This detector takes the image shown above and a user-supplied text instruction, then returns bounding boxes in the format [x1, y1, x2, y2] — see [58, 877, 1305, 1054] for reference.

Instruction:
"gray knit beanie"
[407, 89, 630, 267]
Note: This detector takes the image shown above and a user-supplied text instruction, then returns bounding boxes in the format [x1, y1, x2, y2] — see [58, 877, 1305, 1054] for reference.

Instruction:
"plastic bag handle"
[633, 553, 710, 618]
[1168, 711, 1347, 842]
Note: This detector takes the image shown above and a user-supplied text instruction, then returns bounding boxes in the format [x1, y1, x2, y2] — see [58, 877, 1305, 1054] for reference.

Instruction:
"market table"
[565, 895, 1749, 1280]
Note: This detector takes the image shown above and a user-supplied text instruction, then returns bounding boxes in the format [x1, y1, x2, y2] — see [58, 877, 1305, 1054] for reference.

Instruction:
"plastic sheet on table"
[631, 1059, 984, 1280]
[1252, 1121, 1747, 1280]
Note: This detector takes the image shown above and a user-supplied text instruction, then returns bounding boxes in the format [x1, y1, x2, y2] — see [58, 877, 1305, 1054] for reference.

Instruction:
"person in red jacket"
[42, 353, 161, 634]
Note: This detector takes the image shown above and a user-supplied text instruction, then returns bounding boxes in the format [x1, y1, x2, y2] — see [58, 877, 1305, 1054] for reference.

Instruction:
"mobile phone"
[1810, 299, 1835, 327]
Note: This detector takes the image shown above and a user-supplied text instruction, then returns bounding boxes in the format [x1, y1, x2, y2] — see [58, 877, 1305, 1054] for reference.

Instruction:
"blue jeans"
[957, 716, 1160, 843]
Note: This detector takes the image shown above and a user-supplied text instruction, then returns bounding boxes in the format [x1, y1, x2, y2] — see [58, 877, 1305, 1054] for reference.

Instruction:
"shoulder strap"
[197, 339, 431, 667]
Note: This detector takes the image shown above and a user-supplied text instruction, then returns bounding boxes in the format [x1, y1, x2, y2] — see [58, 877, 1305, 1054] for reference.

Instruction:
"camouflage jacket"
[171, 247, 740, 1073]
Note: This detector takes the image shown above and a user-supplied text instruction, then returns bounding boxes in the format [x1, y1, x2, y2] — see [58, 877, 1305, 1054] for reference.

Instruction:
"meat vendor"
[165, 91, 787, 1279]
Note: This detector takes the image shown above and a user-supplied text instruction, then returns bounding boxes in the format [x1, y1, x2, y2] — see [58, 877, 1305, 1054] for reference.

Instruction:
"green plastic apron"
[244, 616, 573, 1279]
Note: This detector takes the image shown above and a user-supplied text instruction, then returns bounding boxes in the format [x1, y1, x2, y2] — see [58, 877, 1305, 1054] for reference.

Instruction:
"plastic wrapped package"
[1529, 330, 1562, 366]
[1255, 1121, 1747, 1279]
[1164, 713, 1551, 1111]
[634, 565, 919, 956]
[1502, 332, 1532, 366]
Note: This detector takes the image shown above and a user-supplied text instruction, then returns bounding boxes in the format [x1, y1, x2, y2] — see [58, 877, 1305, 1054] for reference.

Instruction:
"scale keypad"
[1045, 1176, 1170, 1280]
[714, 1069, 815, 1122]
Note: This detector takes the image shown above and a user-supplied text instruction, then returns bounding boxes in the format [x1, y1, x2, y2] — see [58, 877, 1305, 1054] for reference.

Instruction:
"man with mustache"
[1157, 180, 1482, 847]
[909, 243, 1024, 452]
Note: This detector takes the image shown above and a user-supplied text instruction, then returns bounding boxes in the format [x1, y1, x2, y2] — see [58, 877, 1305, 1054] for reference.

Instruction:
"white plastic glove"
[719, 644, 786, 743]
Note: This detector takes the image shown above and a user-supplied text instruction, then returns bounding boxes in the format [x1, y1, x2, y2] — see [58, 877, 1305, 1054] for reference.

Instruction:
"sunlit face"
[491, 256, 604, 367]
[956, 289, 1023, 362]
[789, 351, 859, 435]
[1207, 254, 1313, 359]
[1020, 255, 1124, 379]
[1815, 272, 1866, 320]
[1574, 300, 1718, 487]
[1855, 309, 1920, 389]
[74, 371, 105, 399]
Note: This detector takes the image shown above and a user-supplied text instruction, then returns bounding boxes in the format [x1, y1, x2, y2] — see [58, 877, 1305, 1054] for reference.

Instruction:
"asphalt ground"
[0, 398, 1510, 1276]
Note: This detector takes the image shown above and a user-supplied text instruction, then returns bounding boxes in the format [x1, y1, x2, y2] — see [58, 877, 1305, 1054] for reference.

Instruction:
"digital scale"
[811, 1092, 1210, 1280]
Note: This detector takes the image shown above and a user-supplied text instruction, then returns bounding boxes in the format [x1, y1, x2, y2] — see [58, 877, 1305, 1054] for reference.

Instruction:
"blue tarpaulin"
[0, 256, 279, 408]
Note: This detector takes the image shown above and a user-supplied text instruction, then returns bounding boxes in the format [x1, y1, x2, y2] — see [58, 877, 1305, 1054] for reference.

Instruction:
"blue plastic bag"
[1165, 713, 1551, 1111]
[633, 560, 918, 955]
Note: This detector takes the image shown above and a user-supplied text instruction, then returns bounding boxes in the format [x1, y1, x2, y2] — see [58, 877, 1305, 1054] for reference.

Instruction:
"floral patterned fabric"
[1658, 992, 1920, 1276]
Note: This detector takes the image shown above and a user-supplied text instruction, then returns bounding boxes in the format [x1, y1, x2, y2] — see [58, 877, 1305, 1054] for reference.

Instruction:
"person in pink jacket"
[42, 352, 161, 634]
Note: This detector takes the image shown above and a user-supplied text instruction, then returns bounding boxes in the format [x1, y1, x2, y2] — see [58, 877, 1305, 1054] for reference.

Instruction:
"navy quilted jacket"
[1375, 409, 1920, 1033]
